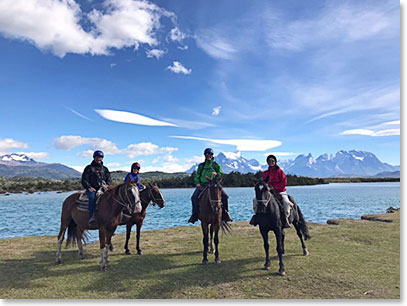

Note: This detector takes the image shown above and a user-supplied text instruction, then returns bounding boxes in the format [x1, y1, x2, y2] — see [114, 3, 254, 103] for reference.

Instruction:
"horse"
[198, 177, 231, 265]
[55, 179, 141, 271]
[254, 180, 311, 276]
[120, 183, 165, 255]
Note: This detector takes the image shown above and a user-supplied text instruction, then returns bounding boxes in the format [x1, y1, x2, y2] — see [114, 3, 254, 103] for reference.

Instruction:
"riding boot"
[249, 215, 258, 226]
[221, 190, 232, 222]
[188, 192, 200, 223]
[88, 213, 97, 226]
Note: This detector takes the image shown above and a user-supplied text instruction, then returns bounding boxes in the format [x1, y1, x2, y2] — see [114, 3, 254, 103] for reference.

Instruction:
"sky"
[0, 0, 401, 173]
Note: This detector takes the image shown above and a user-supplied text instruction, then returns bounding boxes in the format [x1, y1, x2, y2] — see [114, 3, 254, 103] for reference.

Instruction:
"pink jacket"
[262, 166, 287, 193]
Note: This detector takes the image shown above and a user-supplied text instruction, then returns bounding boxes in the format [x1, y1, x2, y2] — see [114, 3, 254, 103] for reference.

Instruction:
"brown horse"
[199, 177, 231, 265]
[121, 183, 165, 255]
[55, 180, 141, 271]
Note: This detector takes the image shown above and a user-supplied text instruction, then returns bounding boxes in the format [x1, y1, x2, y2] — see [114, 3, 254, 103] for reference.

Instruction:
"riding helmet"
[204, 148, 214, 155]
[132, 162, 141, 170]
[266, 154, 277, 163]
[93, 150, 104, 158]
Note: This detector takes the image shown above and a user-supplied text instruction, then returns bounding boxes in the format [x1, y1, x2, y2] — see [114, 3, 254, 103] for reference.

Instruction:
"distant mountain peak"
[0, 153, 36, 164]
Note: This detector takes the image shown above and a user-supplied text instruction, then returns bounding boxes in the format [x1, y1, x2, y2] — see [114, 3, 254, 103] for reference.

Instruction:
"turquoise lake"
[0, 182, 400, 242]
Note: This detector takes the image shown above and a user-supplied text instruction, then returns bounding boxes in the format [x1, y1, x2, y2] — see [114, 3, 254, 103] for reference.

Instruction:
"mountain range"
[187, 150, 399, 177]
[0, 154, 81, 179]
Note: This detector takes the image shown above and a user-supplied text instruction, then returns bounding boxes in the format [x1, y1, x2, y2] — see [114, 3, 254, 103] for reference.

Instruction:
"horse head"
[254, 180, 272, 213]
[206, 177, 223, 214]
[147, 183, 165, 208]
[124, 179, 142, 214]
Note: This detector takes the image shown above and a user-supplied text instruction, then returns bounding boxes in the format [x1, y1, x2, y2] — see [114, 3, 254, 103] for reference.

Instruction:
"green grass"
[0, 211, 400, 299]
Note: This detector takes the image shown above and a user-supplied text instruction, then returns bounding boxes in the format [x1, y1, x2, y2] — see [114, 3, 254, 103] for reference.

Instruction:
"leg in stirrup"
[188, 188, 200, 224]
[221, 189, 232, 222]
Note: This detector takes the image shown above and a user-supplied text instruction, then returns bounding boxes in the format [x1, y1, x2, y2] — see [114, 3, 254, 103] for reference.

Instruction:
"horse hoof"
[303, 249, 309, 256]
[279, 270, 286, 276]
[55, 260, 62, 265]
[202, 260, 209, 265]
[214, 258, 221, 264]
[137, 250, 143, 255]
[109, 245, 114, 252]
[263, 265, 270, 270]
[125, 250, 131, 255]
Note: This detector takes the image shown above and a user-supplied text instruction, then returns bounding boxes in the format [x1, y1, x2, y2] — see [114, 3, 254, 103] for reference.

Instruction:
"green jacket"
[194, 160, 223, 185]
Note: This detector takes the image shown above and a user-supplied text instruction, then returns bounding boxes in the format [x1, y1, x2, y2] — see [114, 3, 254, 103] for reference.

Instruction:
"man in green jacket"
[188, 148, 233, 224]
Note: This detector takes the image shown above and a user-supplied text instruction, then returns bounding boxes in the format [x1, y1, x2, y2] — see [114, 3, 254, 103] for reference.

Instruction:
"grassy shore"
[0, 211, 400, 299]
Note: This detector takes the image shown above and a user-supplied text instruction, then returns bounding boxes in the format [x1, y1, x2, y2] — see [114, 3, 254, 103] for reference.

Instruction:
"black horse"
[254, 180, 311, 275]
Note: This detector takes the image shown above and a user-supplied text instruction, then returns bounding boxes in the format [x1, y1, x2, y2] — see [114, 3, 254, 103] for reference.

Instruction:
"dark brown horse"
[199, 177, 230, 265]
[121, 183, 165, 255]
[55, 180, 141, 270]
[254, 180, 310, 275]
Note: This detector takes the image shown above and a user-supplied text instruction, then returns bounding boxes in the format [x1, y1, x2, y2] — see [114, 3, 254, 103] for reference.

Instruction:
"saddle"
[76, 188, 104, 211]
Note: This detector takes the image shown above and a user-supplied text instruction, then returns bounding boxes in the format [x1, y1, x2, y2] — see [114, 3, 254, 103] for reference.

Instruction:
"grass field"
[0, 211, 400, 299]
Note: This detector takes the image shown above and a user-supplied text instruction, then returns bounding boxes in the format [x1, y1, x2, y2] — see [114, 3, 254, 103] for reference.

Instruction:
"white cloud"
[64, 106, 90, 120]
[384, 120, 400, 125]
[17, 151, 50, 160]
[0, 138, 28, 153]
[195, 30, 236, 60]
[0, 0, 177, 58]
[146, 48, 165, 59]
[169, 27, 186, 42]
[95, 109, 178, 127]
[166, 61, 192, 74]
[125, 142, 177, 158]
[177, 45, 188, 51]
[341, 128, 400, 137]
[212, 106, 221, 116]
[171, 136, 281, 151]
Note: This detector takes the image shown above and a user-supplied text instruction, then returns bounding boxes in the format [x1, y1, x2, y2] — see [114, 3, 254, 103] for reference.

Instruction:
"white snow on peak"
[223, 151, 242, 160]
[352, 155, 364, 161]
[1, 154, 30, 162]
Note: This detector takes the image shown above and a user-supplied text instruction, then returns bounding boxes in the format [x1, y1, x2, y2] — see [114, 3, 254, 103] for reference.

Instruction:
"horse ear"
[263, 175, 269, 183]
[219, 175, 223, 183]
[148, 183, 153, 188]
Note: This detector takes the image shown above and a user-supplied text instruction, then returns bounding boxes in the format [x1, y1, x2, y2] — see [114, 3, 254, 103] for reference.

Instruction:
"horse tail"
[296, 205, 311, 240]
[65, 219, 78, 248]
[220, 220, 232, 235]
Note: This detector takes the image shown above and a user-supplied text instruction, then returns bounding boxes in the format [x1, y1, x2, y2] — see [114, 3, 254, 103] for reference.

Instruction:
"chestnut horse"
[199, 177, 231, 265]
[254, 180, 311, 276]
[120, 183, 165, 255]
[55, 180, 141, 271]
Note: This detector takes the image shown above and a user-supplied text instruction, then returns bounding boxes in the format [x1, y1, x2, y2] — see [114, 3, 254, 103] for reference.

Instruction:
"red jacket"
[262, 166, 287, 192]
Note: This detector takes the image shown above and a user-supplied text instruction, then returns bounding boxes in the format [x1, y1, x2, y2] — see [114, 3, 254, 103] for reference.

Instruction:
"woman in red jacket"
[251, 154, 292, 228]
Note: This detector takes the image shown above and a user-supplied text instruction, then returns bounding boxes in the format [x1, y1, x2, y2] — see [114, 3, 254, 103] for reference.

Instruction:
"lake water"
[0, 182, 400, 242]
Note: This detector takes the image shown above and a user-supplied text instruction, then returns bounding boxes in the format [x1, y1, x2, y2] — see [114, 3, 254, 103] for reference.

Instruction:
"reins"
[111, 184, 140, 212]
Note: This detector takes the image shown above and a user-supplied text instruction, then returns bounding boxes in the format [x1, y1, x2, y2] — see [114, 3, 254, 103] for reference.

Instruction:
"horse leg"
[209, 224, 214, 254]
[124, 223, 133, 255]
[99, 229, 108, 271]
[214, 227, 221, 264]
[201, 223, 209, 265]
[281, 229, 285, 255]
[274, 229, 286, 276]
[136, 221, 143, 255]
[77, 228, 86, 260]
[293, 220, 309, 256]
[55, 226, 67, 265]
[260, 227, 270, 270]
[105, 229, 115, 267]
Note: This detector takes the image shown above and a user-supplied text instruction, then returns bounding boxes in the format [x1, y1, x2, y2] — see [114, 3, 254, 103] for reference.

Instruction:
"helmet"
[93, 150, 104, 158]
[131, 162, 140, 170]
[204, 148, 214, 155]
[266, 154, 277, 163]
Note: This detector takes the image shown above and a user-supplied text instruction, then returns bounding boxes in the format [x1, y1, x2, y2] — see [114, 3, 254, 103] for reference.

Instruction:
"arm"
[215, 162, 223, 177]
[81, 166, 92, 190]
[273, 169, 287, 192]
[124, 173, 130, 183]
[194, 164, 203, 185]
[104, 167, 112, 186]
[136, 174, 143, 190]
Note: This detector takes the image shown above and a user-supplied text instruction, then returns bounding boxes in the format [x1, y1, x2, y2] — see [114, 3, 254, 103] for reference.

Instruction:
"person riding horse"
[124, 162, 144, 191]
[250, 154, 292, 228]
[188, 148, 233, 224]
[81, 150, 112, 226]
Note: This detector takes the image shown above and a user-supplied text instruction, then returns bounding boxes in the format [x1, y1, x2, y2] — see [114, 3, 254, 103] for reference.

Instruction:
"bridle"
[145, 185, 165, 207]
[112, 184, 141, 213]
[256, 184, 272, 210]
[207, 183, 222, 213]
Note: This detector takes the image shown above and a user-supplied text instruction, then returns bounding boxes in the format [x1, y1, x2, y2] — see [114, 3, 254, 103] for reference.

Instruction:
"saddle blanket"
[76, 189, 103, 211]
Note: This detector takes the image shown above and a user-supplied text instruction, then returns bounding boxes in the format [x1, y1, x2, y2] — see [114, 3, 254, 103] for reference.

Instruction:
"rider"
[250, 154, 292, 228]
[124, 162, 144, 191]
[188, 148, 233, 224]
[81, 150, 112, 225]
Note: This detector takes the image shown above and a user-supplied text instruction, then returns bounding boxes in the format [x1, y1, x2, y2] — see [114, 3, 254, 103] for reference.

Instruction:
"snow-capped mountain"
[0, 154, 81, 179]
[186, 151, 262, 174]
[186, 150, 399, 177]
[280, 150, 399, 177]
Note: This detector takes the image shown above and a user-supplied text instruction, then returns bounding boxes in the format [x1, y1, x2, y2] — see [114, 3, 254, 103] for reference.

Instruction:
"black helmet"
[131, 162, 140, 170]
[93, 150, 104, 158]
[204, 148, 214, 155]
[266, 154, 277, 163]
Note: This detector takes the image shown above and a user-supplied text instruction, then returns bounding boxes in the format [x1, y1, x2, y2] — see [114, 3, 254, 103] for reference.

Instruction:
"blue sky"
[0, 0, 400, 173]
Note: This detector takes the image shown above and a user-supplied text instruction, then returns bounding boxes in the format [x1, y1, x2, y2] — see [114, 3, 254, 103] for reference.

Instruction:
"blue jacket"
[124, 173, 143, 190]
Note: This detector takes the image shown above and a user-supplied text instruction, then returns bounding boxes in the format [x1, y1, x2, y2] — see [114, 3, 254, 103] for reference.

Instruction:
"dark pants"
[190, 187, 229, 217]
[86, 190, 96, 220]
